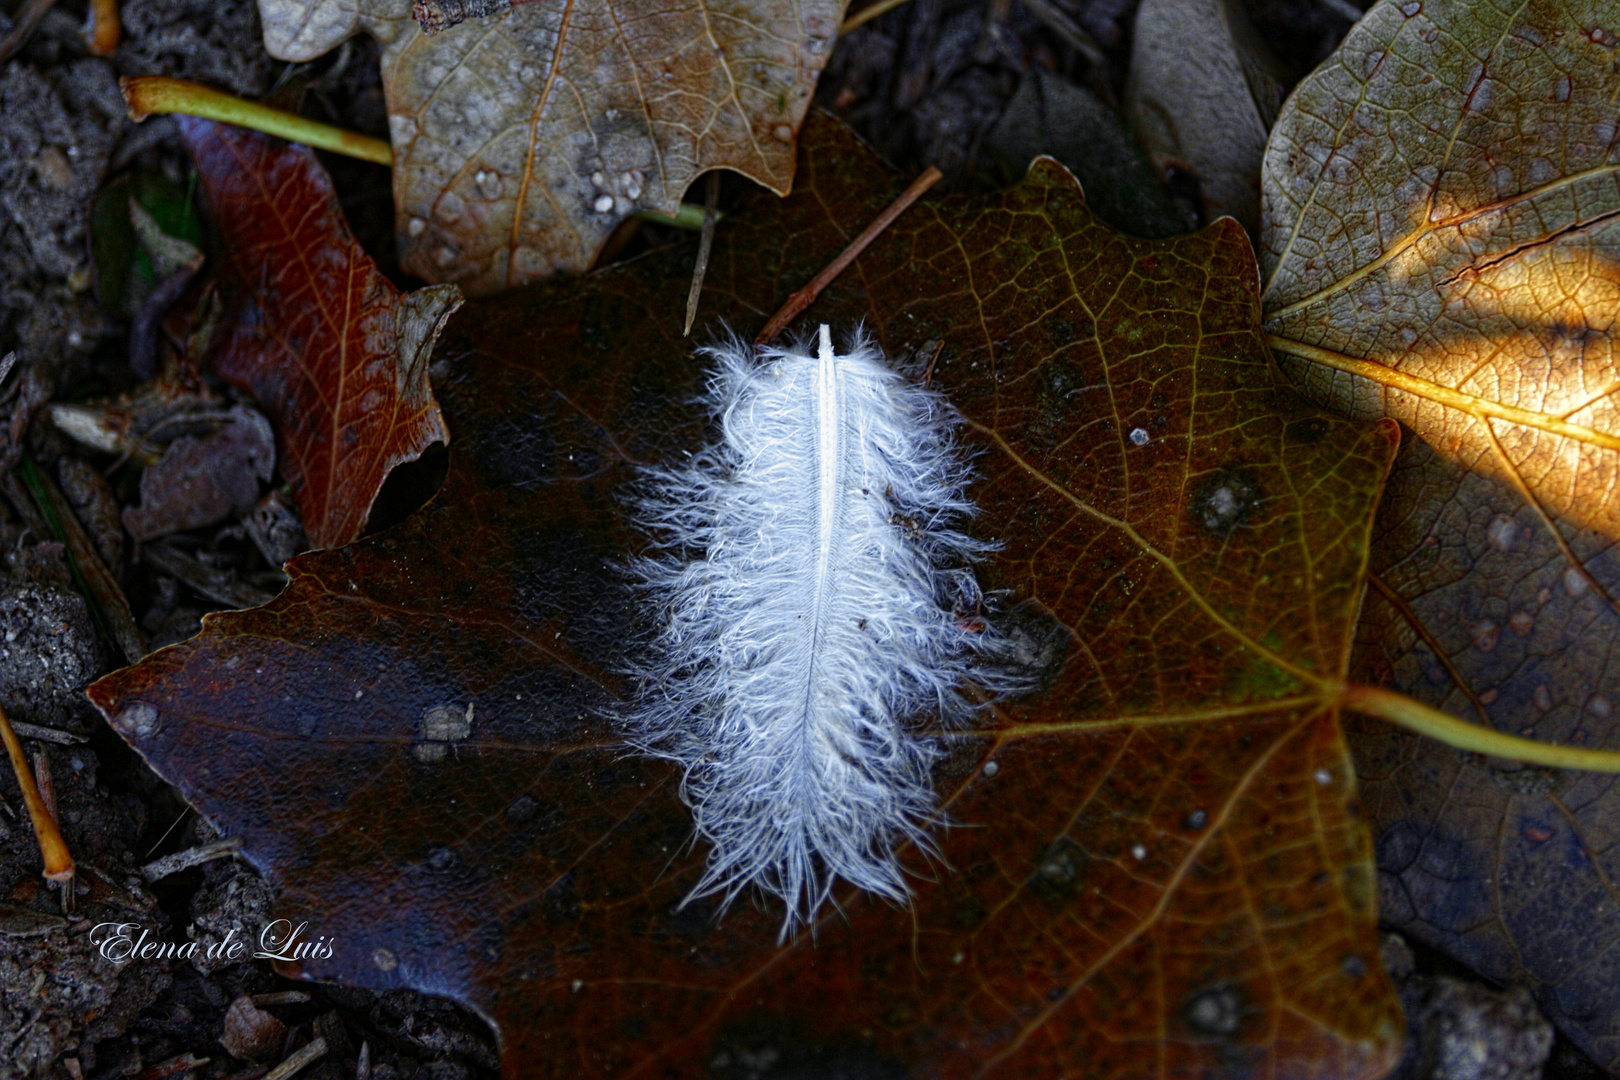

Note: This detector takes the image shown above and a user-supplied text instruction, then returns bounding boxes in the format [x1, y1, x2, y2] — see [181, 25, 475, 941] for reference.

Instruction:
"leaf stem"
[0, 700, 74, 882]
[1344, 683, 1620, 772]
[121, 77, 394, 166]
[635, 204, 715, 230]
[120, 76, 715, 231]
[84, 0, 120, 55]
[0, 0, 59, 63]
[15, 454, 147, 663]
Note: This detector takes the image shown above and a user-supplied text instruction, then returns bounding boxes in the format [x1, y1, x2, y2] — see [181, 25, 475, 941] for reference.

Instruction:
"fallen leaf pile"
[93, 111, 1406, 1075]
[76, 0, 1620, 1073]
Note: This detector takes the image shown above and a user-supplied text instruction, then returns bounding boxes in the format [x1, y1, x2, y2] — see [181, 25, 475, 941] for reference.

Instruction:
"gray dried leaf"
[254, 0, 843, 294]
[1123, 0, 1287, 233]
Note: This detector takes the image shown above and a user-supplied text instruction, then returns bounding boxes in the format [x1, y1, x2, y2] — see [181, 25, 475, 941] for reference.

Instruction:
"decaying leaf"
[122, 404, 275, 542]
[90, 116, 1402, 1078]
[1260, 0, 1620, 1064]
[253, 0, 843, 295]
[180, 117, 461, 550]
[1124, 0, 1288, 232]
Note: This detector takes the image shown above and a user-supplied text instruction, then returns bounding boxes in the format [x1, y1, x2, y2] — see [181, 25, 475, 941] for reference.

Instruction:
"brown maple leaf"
[90, 113, 1403, 1079]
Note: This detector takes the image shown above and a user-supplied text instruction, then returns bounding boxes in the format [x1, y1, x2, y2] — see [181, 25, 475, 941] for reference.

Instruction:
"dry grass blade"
[840, 0, 915, 34]
[263, 1036, 327, 1080]
[17, 455, 146, 663]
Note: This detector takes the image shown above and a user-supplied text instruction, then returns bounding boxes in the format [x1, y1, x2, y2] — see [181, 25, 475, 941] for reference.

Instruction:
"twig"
[755, 165, 942, 346]
[921, 340, 945, 387]
[32, 749, 57, 824]
[250, 991, 310, 1007]
[11, 721, 86, 746]
[84, 0, 119, 55]
[0, 472, 51, 540]
[1015, 0, 1106, 68]
[841, 0, 915, 34]
[140, 837, 242, 882]
[683, 171, 722, 337]
[0, 700, 74, 882]
[122, 77, 393, 166]
[142, 542, 275, 610]
[0, 0, 59, 63]
[133, 1053, 209, 1080]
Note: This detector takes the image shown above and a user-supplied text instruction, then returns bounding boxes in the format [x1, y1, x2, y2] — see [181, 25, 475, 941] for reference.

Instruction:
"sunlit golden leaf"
[1260, 0, 1620, 1063]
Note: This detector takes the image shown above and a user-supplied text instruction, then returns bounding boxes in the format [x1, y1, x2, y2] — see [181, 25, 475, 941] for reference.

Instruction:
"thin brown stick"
[683, 171, 722, 337]
[0, 700, 74, 882]
[755, 165, 943, 346]
[32, 749, 57, 823]
[1015, 0, 1105, 68]
[84, 0, 119, 55]
[921, 339, 945, 387]
[0, 0, 60, 63]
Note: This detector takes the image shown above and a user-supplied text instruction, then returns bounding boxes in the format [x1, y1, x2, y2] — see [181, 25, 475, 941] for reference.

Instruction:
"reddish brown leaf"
[90, 116, 1401, 1078]
[181, 117, 462, 549]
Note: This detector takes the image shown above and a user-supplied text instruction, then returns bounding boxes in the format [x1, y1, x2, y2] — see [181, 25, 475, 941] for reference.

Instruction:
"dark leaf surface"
[92, 116, 1401, 1078]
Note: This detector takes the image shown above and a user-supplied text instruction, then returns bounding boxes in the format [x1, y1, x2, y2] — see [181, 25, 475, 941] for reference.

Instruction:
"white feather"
[628, 325, 999, 936]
